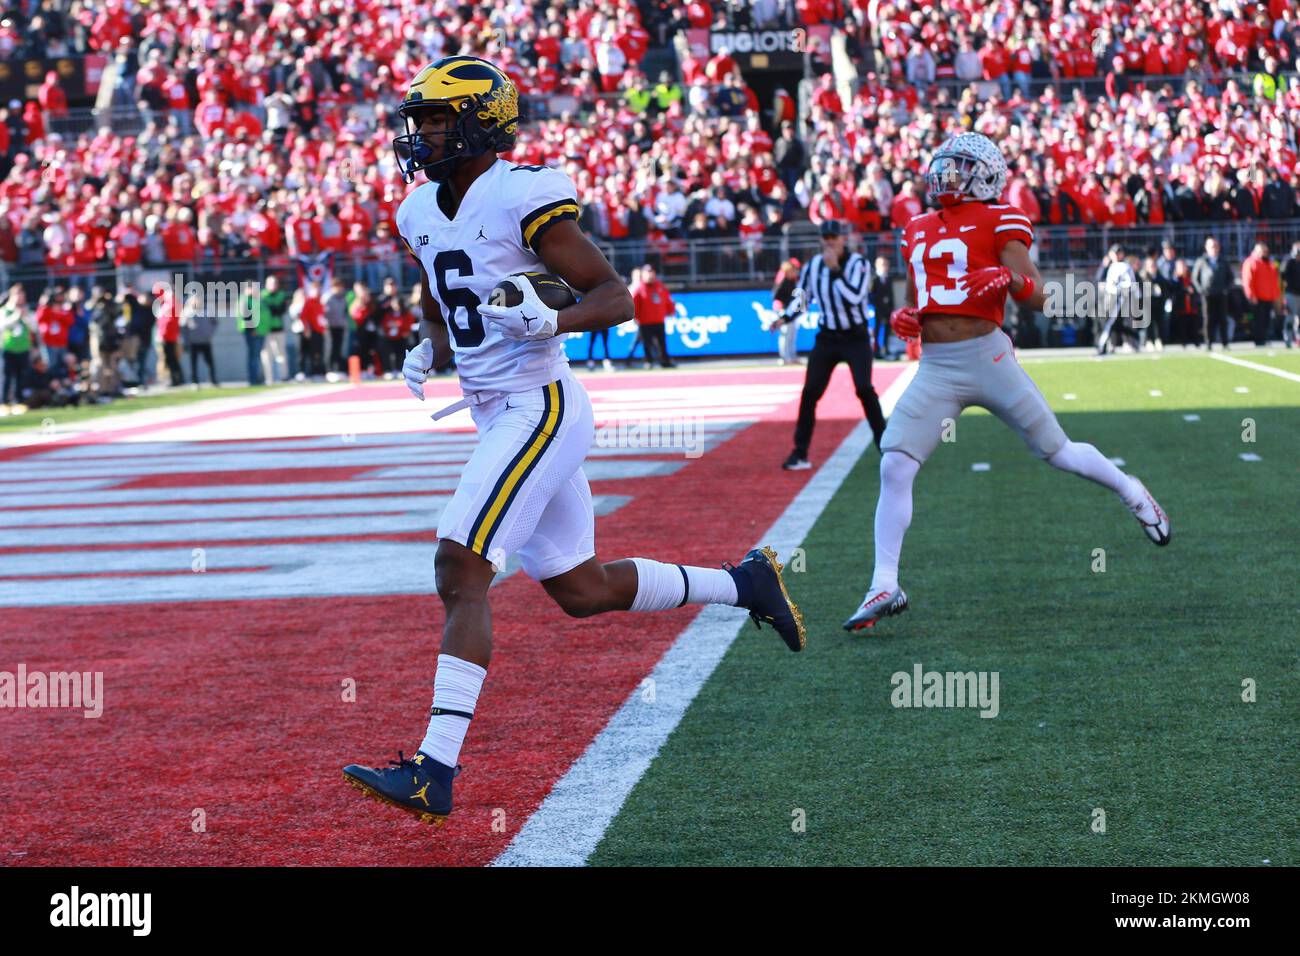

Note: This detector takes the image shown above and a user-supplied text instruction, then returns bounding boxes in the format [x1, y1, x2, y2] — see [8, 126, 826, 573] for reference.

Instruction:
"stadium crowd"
[1, 0, 1299, 409]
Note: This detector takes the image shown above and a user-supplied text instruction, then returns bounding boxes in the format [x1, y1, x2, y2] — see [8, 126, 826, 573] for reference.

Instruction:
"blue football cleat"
[727, 546, 806, 651]
[343, 751, 459, 826]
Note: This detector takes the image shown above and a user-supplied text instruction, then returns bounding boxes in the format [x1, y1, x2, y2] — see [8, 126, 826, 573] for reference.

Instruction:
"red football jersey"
[901, 201, 1034, 324]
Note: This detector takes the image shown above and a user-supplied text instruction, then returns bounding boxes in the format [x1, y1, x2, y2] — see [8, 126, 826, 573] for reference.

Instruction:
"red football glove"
[959, 265, 1013, 301]
[890, 307, 922, 340]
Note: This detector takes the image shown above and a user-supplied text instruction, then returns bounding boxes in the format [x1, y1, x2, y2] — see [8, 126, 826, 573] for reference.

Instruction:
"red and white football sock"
[628, 557, 739, 610]
[870, 451, 921, 593]
[418, 653, 486, 768]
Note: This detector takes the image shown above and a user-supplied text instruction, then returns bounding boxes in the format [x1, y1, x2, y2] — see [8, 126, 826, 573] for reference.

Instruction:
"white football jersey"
[396, 158, 580, 394]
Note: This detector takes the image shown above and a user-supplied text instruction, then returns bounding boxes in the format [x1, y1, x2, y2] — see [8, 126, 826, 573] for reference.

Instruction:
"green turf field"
[593, 353, 1299, 866]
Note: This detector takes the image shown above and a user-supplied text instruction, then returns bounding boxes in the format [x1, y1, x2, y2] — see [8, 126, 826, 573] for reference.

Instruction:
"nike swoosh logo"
[993, 352, 1007, 363]
[960, 225, 976, 232]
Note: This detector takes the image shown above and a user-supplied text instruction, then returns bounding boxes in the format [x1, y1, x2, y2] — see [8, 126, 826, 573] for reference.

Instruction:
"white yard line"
[493, 364, 917, 866]
[1207, 351, 1300, 384]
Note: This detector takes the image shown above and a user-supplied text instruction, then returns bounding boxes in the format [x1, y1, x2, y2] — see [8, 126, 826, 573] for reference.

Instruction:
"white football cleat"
[843, 587, 908, 631]
[1127, 477, 1170, 546]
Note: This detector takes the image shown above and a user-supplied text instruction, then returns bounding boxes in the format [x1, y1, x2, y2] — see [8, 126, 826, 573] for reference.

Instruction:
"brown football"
[487, 272, 578, 312]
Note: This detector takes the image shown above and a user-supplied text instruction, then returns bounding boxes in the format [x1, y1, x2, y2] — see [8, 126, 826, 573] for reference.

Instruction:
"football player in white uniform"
[343, 57, 806, 825]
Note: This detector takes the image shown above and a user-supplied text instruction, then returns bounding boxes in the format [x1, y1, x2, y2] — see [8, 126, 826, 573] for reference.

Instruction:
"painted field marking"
[494, 364, 918, 867]
[1208, 352, 1300, 385]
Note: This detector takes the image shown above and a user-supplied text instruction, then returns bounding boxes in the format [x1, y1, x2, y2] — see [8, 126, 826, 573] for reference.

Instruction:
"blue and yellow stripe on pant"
[465, 380, 565, 558]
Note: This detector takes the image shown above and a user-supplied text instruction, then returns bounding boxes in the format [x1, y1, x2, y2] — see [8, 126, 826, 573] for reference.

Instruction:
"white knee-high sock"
[628, 557, 738, 610]
[871, 451, 921, 593]
[418, 653, 486, 768]
[1047, 441, 1141, 506]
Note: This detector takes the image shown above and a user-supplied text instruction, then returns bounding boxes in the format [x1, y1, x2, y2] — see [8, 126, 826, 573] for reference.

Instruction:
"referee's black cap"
[819, 219, 849, 238]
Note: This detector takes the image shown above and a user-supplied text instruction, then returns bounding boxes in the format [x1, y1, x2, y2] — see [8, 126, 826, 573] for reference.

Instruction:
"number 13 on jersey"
[909, 238, 970, 309]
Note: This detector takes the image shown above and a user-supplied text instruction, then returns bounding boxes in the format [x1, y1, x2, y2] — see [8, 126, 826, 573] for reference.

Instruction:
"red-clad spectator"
[705, 48, 737, 83]
[300, 291, 327, 335]
[194, 92, 230, 138]
[1007, 175, 1042, 222]
[889, 182, 923, 228]
[228, 110, 263, 140]
[630, 263, 675, 367]
[90, 2, 133, 52]
[64, 234, 100, 289]
[338, 196, 372, 242]
[813, 73, 843, 115]
[22, 101, 45, 146]
[315, 206, 345, 253]
[108, 213, 144, 265]
[295, 283, 329, 377]
[246, 209, 283, 256]
[1242, 243, 1282, 346]
[162, 211, 199, 263]
[738, 207, 765, 251]
[164, 73, 192, 130]
[154, 282, 184, 386]
[981, 44, 1009, 85]
[285, 209, 318, 255]
[1105, 182, 1137, 227]
[38, 72, 68, 124]
[739, 114, 773, 154]
[684, 2, 713, 30]
[847, 180, 883, 234]
[533, 58, 560, 94]
[797, 0, 841, 26]
[35, 290, 74, 369]
[679, 53, 707, 86]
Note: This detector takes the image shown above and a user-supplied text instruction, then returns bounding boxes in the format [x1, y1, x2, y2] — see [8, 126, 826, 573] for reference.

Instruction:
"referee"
[782, 220, 887, 470]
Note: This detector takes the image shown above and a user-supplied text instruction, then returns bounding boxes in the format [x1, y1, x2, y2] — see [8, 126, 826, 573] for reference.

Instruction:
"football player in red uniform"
[843, 133, 1170, 631]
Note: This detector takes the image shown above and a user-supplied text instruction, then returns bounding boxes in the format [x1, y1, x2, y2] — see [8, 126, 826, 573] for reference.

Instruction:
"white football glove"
[403, 337, 434, 401]
[478, 278, 559, 341]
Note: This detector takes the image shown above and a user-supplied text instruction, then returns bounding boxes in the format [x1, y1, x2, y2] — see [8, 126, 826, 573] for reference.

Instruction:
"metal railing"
[3, 219, 1294, 300]
[596, 220, 1300, 287]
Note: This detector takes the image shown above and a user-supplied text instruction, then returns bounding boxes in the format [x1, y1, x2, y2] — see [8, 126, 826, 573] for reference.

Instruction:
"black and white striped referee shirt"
[794, 251, 871, 331]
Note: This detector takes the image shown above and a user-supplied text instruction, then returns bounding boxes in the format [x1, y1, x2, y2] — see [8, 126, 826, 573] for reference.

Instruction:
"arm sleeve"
[518, 167, 582, 253]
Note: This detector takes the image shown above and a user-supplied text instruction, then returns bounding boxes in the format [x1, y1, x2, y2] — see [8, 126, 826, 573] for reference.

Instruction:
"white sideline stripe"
[1207, 351, 1300, 384]
[493, 364, 917, 867]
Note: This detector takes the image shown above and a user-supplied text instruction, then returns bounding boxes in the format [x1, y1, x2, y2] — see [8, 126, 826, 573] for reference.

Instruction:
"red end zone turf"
[0, 366, 899, 866]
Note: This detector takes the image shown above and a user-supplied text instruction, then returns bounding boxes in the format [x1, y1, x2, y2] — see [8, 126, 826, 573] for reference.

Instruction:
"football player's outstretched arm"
[999, 240, 1047, 311]
[535, 219, 634, 333]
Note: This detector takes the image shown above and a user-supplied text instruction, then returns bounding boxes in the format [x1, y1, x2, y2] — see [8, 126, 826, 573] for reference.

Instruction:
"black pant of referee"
[788, 326, 886, 467]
